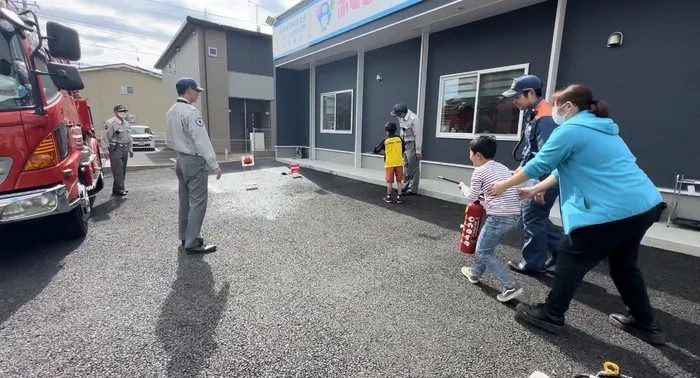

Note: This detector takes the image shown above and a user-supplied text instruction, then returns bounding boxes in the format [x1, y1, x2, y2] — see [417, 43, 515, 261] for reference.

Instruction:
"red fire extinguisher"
[459, 200, 485, 254]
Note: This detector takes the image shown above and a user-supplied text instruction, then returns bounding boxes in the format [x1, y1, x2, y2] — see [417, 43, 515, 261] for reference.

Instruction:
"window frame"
[435, 63, 529, 141]
[126, 114, 137, 122]
[319, 89, 353, 135]
[208, 47, 218, 57]
[120, 86, 134, 95]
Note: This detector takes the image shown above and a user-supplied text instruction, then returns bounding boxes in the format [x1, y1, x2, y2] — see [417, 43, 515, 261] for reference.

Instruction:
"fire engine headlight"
[1, 193, 58, 221]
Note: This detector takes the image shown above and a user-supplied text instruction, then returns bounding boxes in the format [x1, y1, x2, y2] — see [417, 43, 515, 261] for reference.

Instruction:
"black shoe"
[508, 260, 546, 275]
[112, 191, 127, 196]
[396, 195, 403, 204]
[608, 313, 666, 346]
[384, 194, 393, 203]
[545, 256, 557, 270]
[186, 244, 217, 254]
[516, 303, 565, 335]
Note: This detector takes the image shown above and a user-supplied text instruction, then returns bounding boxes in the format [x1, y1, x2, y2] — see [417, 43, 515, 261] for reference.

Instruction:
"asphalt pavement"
[1, 164, 698, 377]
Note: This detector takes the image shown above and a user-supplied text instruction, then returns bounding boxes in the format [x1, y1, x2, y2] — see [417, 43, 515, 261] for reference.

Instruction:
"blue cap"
[501, 75, 542, 98]
[176, 77, 204, 93]
[114, 104, 128, 112]
[390, 103, 408, 117]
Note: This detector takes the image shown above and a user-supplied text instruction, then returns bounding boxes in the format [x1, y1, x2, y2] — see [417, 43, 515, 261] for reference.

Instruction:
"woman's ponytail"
[590, 100, 610, 118]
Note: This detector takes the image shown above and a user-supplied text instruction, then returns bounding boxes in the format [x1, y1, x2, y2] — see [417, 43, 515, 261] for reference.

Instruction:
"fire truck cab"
[0, 3, 104, 240]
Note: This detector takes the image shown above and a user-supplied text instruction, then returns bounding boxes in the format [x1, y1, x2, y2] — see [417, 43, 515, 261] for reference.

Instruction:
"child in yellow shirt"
[373, 122, 406, 203]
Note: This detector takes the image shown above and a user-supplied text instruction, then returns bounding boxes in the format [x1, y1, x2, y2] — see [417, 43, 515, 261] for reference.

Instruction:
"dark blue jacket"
[520, 98, 559, 181]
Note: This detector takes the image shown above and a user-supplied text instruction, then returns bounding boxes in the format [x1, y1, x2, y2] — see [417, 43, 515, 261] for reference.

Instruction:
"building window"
[320, 90, 353, 134]
[208, 47, 218, 57]
[126, 115, 136, 122]
[120, 86, 134, 95]
[436, 64, 529, 140]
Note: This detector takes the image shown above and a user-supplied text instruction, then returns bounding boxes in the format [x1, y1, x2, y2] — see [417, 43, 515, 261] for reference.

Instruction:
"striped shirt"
[460, 160, 521, 216]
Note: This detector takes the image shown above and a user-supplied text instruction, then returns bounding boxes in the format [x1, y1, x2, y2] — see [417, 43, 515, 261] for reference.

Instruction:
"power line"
[40, 14, 171, 43]
[81, 42, 162, 56]
[81, 0, 266, 26]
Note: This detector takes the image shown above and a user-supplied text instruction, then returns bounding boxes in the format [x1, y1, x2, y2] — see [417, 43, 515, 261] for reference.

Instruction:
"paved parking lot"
[1, 163, 698, 377]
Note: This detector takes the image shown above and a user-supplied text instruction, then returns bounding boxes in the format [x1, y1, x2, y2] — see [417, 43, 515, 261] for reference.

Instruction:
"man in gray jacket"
[101, 104, 133, 196]
[390, 103, 422, 195]
[166, 77, 221, 254]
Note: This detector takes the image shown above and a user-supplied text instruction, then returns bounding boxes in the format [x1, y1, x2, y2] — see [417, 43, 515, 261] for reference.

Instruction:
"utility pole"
[22, 0, 28, 10]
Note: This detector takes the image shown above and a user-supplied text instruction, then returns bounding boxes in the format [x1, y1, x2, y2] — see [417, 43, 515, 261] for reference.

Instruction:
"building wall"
[161, 29, 203, 144]
[161, 30, 202, 114]
[556, 0, 700, 188]
[202, 28, 231, 153]
[228, 72, 275, 100]
[315, 56, 358, 152]
[422, 0, 556, 168]
[275, 67, 310, 147]
[226, 31, 273, 77]
[79, 69, 166, 137]
[361, 38, 421, 153]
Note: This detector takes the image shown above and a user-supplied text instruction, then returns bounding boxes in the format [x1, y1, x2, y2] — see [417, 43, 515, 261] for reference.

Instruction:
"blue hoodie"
[522, 110, 661, 234]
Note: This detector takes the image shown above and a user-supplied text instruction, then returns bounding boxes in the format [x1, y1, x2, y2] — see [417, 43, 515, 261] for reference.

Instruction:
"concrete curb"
[103, 164, 174, 174]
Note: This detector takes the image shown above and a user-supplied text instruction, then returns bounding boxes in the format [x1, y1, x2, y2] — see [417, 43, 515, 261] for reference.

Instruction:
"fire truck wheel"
[62, 185, 91, 240]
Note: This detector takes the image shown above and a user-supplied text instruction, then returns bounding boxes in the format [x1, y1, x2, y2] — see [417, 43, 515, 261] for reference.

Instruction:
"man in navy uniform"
[501, 75, 563, 274]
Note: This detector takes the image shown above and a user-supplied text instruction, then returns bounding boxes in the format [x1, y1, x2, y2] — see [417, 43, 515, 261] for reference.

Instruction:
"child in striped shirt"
[457, 136, 523, 302]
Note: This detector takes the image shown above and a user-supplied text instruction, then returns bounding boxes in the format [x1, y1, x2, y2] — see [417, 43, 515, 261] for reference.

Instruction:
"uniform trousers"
[176, 153, 209, 249]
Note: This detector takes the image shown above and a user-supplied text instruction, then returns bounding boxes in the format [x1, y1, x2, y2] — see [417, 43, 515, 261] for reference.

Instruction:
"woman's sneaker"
[396, 195, 403, 204]
[384, 194, 393, 203]
[497, 285, 523, 302]
[461, 267, 480, 284]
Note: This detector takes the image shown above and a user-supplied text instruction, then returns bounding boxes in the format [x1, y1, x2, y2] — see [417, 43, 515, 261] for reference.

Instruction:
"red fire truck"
[0, 3, 104, 239]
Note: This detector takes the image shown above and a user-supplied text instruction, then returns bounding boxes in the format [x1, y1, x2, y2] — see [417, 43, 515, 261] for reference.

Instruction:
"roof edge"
[79, 63, 162, 78]
[154, 16, 272, 69]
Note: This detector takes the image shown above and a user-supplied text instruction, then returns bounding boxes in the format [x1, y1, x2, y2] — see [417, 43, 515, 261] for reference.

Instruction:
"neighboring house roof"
[154, 16, 272, 69]
[79, 63, 163, 79]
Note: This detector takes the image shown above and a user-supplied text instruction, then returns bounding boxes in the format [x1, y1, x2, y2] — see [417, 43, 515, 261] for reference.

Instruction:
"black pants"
[545, 207, 657, 325]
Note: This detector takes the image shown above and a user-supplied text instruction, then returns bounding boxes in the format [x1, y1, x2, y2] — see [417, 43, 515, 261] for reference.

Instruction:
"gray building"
[272, 0, 700, 222]
[155, 16, 274, 154]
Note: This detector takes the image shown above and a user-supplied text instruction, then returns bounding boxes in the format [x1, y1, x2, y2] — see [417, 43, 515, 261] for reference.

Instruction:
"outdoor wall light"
[376, 73, 383, 82]
[265, 16, 276, 27]
[607, 31, 623, 47]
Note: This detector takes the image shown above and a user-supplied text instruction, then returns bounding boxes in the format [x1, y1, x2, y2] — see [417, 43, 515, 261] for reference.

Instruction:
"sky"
[28, 0, 298, 72]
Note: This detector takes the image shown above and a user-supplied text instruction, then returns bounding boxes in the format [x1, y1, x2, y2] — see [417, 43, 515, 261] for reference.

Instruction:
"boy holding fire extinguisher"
[458, 136, 523, 302]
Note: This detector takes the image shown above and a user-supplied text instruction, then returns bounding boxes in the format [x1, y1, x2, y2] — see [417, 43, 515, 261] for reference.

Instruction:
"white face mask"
[117, 111, 127, 119]
[551, 106, 569, 125]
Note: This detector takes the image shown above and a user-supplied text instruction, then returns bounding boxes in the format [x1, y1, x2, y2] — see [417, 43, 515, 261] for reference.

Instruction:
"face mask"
[117, 111, 127, 119]
[551, 106, 568, 125]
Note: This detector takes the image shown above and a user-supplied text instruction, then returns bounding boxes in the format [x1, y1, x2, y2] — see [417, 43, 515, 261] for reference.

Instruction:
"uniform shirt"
[520, 98, 558, 181]
[399, 110, 423, 154]
[101, 116, 133, 153]
[461, 160, 520, 216]
[166, 97, 219, 170]
[373, 135, 405, 168]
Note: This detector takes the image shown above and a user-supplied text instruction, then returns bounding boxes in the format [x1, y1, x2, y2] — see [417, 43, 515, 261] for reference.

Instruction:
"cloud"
[33, 0, 296, 72]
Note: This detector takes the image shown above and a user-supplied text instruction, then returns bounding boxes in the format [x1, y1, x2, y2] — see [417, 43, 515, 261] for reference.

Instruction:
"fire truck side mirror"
[46, 21, 81, 61]
[46, 62, 84, 91]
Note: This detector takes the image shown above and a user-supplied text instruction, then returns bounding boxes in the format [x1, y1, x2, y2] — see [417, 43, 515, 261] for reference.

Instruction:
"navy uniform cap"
[501, 75, 542, 98]
[114, 104, 128, 112]
[176, 77, 204, 92]
[390, 103, 408, 117]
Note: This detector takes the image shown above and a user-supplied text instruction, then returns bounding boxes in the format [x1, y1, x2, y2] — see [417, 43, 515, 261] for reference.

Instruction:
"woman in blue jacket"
[489, 84, 665, 346]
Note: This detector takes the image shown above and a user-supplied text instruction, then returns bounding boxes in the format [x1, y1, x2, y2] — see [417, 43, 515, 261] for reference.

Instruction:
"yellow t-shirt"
[383, 136, 404, 168]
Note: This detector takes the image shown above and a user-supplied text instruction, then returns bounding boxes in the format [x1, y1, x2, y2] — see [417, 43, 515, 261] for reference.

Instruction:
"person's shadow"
[155, 250, 230, 377]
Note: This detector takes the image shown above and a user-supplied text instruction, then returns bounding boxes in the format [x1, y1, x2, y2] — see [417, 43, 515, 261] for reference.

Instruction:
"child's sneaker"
[384, 194, 393, 203]
[461, 267, 480, 284]
[497, 284, 523, 303]
[396, 194, 403, 204]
